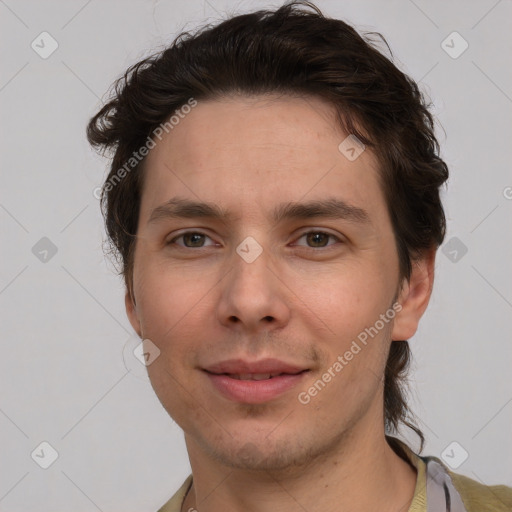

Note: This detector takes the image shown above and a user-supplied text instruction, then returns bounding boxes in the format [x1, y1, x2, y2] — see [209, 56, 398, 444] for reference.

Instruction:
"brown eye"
[182, 233, 206, 247]
[168, 232, 216, 248]
[306, 232, 330, 247]
[294, 231, 340, 248]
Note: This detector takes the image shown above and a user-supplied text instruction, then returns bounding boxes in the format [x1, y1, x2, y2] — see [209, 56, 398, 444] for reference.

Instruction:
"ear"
[125, 289, 142, 338]
[391, 248, 436, 341]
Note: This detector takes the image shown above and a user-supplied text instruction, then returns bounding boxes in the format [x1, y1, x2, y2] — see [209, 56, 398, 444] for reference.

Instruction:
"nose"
[215, 242, 291, 334]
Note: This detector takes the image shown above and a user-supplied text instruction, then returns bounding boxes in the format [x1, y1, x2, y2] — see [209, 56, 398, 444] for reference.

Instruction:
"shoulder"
[447, 468, 512, 512]
[389, 437, 512, 512]
[156, 475, 193, 512]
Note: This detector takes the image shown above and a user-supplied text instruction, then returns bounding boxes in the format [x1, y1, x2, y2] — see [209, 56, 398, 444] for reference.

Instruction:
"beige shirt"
[156, 441, 512, 512]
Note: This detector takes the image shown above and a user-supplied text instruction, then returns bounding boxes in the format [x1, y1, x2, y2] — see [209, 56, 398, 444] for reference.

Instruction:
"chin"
[199, 433, 330, 473]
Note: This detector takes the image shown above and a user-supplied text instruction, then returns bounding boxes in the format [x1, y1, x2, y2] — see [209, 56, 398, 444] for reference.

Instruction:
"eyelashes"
[168, 232, 217, 248]
[293, 231, 341, 249]
[167, 230, 343, 250]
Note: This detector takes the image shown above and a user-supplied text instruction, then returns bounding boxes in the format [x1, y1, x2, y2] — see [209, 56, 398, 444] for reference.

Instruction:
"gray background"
[1, 0, 511, 510]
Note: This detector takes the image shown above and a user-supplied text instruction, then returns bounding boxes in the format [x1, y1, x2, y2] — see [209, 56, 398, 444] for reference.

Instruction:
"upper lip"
[203, 358, 307, 375]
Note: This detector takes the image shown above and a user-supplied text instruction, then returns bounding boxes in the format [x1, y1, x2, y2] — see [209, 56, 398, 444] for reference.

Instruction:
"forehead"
[140, 94, 384, 223]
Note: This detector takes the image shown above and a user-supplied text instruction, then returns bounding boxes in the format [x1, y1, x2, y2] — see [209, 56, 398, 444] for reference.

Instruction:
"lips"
[204, 358, 305, 376]
[230, 373, 284, 380]
[203, 358, 308, 403]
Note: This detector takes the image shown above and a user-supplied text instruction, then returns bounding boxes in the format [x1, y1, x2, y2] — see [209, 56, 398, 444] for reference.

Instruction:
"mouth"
[202, 359, 309, 403]
[209, 371, 304, 381]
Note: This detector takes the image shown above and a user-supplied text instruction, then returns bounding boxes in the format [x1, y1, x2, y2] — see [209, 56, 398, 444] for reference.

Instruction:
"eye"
[168, 231, 217, 248]
[293, 230, 341, 248]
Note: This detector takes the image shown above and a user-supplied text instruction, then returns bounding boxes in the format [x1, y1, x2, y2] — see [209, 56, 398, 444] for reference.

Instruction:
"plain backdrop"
[1, 0, 511, 510]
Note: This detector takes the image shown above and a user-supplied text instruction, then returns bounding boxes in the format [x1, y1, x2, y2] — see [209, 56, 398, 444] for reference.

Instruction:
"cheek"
[289, 264, 391, 337]
[291, 264, 395, 408]
[136, 268, 212, 418]
[133, 259, 217, 348]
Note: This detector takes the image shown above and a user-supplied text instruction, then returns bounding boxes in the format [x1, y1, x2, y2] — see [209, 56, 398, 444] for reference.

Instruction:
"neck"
[181, 427, 417, 512]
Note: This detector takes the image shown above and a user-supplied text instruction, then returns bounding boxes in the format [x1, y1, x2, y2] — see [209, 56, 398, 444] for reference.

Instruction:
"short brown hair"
[87, 0, 448, 450]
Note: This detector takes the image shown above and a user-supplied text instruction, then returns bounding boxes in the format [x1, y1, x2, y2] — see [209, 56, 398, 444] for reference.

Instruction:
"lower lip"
[205, 371, 307, 404]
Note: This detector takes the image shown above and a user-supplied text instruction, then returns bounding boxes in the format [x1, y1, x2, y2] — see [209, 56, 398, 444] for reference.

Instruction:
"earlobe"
[391, 249, 436, 341]
[125, 290, 142, 337]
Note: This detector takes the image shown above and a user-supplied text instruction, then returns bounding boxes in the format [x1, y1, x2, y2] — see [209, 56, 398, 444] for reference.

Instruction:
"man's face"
[127, 95, 414, 470]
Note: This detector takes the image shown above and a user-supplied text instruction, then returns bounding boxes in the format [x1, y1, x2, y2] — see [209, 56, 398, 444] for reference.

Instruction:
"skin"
[126, 94, 436, 512]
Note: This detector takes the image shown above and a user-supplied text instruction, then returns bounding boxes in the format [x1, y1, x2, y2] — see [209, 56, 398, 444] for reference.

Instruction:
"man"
[87, 2, 512, 511]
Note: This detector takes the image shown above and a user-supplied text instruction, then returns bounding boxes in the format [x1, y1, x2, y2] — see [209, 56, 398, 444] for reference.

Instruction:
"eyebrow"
[147, 197, 371, 226]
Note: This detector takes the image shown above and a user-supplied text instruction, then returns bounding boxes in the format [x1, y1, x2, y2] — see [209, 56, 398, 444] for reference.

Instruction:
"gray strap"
[425, 459, 468, 512]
